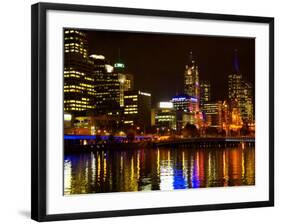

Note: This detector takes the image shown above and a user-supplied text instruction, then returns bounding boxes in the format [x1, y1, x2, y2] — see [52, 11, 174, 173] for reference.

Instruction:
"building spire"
[118, 47, 121, 61]
[233, 49, 240, 73]
[188, 51, 193, 64]
[114, 47, 125, 71]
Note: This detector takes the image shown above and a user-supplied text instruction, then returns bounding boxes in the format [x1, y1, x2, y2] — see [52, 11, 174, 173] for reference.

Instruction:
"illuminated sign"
[172, 96, 198, 102]
[159, 102, 173, 109]
[172, 97, 187, 101]
[114, 63, 125, 68]
[190, 97, 198, 102]
[138, 91, 151, 96]
[89, 54, 105, 60]
[64, 113, 72, 121]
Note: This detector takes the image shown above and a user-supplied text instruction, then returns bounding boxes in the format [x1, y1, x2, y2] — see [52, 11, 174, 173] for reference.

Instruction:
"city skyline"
[64, 28, 255, 135]
[63, 28, 255, 195]
[85, 29, 255, 106]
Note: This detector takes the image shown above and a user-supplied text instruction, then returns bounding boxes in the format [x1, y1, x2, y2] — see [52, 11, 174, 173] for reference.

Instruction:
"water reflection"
[64, 144, 255, 195]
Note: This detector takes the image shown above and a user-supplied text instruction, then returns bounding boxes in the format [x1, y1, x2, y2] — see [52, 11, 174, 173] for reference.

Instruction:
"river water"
[64, 144, 255, 195]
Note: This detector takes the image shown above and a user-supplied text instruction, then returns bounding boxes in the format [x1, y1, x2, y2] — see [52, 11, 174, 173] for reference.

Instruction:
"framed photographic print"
[31, 2, 274, 222]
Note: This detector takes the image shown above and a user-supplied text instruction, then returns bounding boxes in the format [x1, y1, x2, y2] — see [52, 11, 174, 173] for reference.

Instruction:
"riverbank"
[64, 136, 255, 153]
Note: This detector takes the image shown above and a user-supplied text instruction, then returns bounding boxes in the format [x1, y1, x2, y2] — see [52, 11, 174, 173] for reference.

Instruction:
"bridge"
[154, 137, 255, 148]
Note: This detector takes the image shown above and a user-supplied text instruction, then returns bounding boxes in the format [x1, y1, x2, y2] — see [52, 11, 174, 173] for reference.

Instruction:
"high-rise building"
[184, 51, 200, 110]
[89, 54, 121, 116]
[228, 50, 254, 123]
[154, 102, 176, 131]
[171, 94, 199, 130]
[113, 56, 134, 107]
[228, 74, 243, 101]
[221, 101, 231, 135]
[172, 94, 198, 112]
[118, 74, 134, 107]
[240, 81, 254, 123]
[200, 80, 211, 108]
[64, 29, 96, 115]
[202, 101, 223, 129]
[229, 100, 243, 131]
[123, 90, 151, 131]
[64, 29, 125, 119]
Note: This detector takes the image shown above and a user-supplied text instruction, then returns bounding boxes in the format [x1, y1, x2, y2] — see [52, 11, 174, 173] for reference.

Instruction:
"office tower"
[113, 55, 134, 107]
[221, 101, 231, 135]
[240, 81, 254, 123]
[200, 80, 211, 108]
[89, 54, 121, 116]
[123, 90, 151, 132]
[63, 29, 95, 115]
[228, 50, 254, 123]
[171, 94, 199, 130]
[184, 51, 200, 110]
[203, 101, 223, 129]
[230, 100, 243, 131]
[172, 94, 198, 112]
[154, 102, 176, 131]
[118, 73, 134, 107]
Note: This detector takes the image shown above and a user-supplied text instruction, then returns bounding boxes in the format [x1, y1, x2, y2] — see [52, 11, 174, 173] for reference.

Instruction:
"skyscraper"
[154, 102, 176, 131]
[171, 94, 199, 130]
[203, 101, 223, 129]
[123, 90, 151, 131]
[240, 81, 254, 123]
[64, 29, 125, 118]
[113, 53, 134, 108]
[63, 29, 95, 115]
[228, 50, 254, 123]
[228, 74, 243, 102]
[90, 54, 121, 116]
[184, 52, 200, 99]
[200, 80, 211, 108]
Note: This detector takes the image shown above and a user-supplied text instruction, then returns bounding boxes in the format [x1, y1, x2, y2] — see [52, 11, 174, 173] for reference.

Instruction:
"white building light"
[138, 91, 151, 96]
[105, 64, 114, 73]
[159, 102, 173, 109]
[89, 54, 105, 60]
[64, 113, 72, 121]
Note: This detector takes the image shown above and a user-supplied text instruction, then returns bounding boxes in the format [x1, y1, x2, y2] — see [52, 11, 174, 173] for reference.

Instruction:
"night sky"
[84, 30, 255, 107]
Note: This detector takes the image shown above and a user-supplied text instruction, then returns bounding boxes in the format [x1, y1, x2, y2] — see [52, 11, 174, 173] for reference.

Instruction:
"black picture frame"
[31, 2, 274, 222]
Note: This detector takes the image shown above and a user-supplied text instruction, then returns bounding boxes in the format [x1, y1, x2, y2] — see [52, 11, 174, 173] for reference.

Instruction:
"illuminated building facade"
[172, 94, 199, 130]
[200, 80, 211, 108]
[240, 81, 254, 123]
[228, 74, 243, 101]
[154, 102, 176, 131]
[118, 73, 134, 107]
[221, 101, 231, 135]
[228, 50, 254, 123]
[203, 101, 222, 129]
[64, 29, 96, 115]
[89, 54, 121, 116]
[184, 51, 200, 111]
[172, 94, 198, 113]
[228, 97, 243, 131]
[113, 60, 134, 107]
[64, 29, 125, 120]
[123, 90, 151, 131]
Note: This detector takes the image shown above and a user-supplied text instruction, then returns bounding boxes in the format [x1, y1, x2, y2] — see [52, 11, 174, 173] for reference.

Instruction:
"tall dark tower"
[233, 49, 240, 74]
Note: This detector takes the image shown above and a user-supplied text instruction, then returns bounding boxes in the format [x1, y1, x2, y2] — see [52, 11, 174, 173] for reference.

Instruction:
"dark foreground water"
[64, 144, 255, 195]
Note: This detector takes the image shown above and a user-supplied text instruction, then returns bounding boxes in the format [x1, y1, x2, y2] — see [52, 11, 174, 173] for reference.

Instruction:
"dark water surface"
[64, 144, 255, 195]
